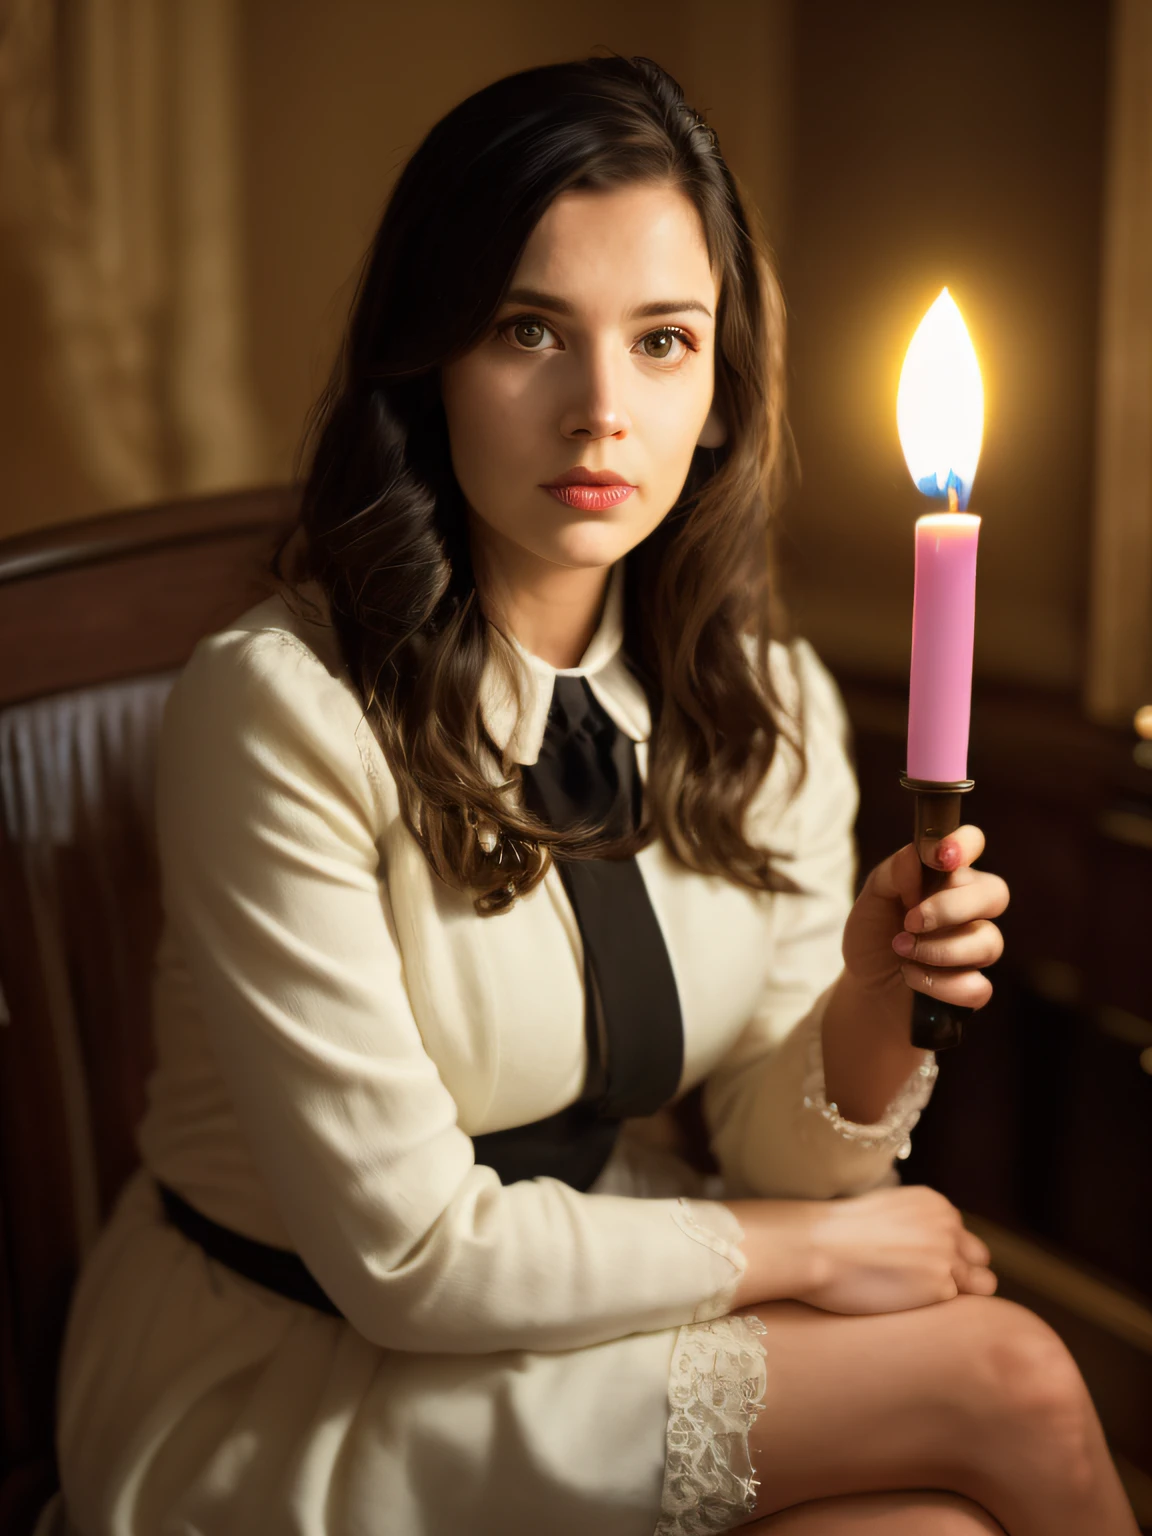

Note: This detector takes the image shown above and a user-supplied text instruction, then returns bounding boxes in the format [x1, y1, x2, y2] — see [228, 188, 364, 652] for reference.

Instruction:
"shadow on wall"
[0, 0, 792, 539]
[779, 0, 1111, 694]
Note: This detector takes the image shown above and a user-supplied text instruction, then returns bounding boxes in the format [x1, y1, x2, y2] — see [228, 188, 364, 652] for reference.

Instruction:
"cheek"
[442, 358, 541, 483]
[639, 373, 714, 466]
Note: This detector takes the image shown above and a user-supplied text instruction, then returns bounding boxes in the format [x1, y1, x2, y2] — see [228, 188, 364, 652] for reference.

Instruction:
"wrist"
[723, 1198, 827, 1309]
[834, 966, 914, 1038]
[821, 971, 925, 1126]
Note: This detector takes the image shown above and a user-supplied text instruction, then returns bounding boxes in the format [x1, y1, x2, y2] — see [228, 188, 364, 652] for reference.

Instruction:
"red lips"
[544, 483, 636, 511]
[543, 468, 634, 488]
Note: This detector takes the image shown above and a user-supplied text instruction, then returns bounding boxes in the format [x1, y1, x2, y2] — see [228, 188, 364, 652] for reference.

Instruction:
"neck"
[471, 522, 613, 669]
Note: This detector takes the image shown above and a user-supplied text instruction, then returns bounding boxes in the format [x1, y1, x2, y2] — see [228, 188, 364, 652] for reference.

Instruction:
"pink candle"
[906, 512, 981, 783]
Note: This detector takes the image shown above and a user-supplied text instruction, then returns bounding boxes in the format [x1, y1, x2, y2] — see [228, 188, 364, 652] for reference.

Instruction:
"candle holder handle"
[899, 775, 976, 1051]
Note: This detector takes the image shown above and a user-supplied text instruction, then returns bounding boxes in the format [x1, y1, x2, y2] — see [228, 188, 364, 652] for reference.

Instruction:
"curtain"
[0, 0, 267, 510]
[1087, 0, 1152, 725]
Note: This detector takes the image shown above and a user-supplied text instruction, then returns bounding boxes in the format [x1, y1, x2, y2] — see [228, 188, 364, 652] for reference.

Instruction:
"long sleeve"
[702, 639, 937, 1201]
[155, 626, 745, 1355]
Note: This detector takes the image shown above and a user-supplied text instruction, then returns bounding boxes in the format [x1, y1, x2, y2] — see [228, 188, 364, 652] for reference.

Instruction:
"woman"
[53, 53, 1137, 1536]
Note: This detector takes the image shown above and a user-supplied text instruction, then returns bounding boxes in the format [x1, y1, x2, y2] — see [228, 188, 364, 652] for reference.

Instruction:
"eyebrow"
[501, 286, 713, 320]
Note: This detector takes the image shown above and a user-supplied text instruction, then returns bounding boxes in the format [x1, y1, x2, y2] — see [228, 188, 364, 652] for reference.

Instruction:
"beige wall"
[0, 234, 99, 529]
[779, 1, 1109, 690]
[0, 2, 1116, 700]
[0, 0, 792, 533]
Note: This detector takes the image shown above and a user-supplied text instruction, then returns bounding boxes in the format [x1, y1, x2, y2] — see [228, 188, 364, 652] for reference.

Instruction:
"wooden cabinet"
[838, 672, 1152, 1482]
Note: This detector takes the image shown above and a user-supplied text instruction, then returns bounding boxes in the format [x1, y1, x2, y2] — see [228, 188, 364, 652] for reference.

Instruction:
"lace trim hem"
[800, 1006, 938, 1159]
[654, 1312, 769, 1535]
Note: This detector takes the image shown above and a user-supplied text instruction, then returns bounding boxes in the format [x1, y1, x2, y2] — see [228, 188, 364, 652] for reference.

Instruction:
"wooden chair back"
[0, 486, 297, 1535]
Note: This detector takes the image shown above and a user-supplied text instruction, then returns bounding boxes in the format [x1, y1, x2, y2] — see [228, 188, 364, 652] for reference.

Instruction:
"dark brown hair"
[270, 52, 805, 915]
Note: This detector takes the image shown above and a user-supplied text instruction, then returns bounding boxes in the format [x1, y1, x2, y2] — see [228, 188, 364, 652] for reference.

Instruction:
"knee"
[952, 1297, 1095, 1491]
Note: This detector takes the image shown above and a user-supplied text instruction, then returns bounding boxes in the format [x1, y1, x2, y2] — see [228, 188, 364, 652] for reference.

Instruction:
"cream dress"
[49, 559, 937, 1536]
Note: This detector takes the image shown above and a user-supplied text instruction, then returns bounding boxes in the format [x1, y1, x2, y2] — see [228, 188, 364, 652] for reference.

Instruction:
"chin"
[541, 523, 643, 569]
[552, 503, 667, 559]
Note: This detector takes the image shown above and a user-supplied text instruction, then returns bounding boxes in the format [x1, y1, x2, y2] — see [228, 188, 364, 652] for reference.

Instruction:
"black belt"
[155, 1094, 624, 1321]
[157, 1179, 345, 1317]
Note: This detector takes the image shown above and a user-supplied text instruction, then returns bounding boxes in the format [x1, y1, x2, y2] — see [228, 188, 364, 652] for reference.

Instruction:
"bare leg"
[738, 1294, 1138, 1536]
[737, 1490, 1005, 1531]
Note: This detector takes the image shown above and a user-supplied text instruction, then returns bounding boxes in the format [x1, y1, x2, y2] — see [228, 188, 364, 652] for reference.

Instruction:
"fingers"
[866, 841, 925, 909]
[854, 823, 1009, 1012]
[920, 822, 985, 872]
[895, 851, 1008, 1005]
[904, 870, 1011, 934]
[953, 1231, 998, 1297]
[892, 918, 1005, 970]
[954, 1262, 999, 1297]
[899, 962, 994, 1009]
[868, 825, 1001, 915]
[958, 1229, 992, 1269]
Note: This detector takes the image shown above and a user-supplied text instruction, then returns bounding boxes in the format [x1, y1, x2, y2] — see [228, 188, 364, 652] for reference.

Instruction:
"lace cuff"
[671, 1199, 747, 1324]
[800, 1007, 938, 1160]
[655, 1312, 769, 1535]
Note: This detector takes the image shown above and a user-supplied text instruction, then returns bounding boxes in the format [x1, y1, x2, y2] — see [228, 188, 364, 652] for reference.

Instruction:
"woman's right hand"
[799, 1184, 998, 1313]
[725, 1185, 998, 1315]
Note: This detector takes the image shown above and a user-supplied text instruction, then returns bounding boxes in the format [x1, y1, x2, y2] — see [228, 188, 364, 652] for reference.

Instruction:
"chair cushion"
[0, 672, 177, 1524]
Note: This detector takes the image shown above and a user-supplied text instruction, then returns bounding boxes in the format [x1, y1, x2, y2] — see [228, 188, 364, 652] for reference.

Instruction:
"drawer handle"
[1023, 965, 1152, 1072]
[1095, 1006, 1152, 1080]
[1098, 808, 1152, 850]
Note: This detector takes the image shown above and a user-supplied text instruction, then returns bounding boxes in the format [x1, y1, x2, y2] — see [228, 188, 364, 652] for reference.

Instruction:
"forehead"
[510, 182, 717, 312]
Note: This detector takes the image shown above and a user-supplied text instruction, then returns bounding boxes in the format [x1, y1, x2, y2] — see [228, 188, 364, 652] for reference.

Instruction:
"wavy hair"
[270, 52, 806, 915]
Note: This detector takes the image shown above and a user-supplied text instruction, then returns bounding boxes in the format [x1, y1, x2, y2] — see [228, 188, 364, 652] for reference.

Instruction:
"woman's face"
[440, 180, 721, 588]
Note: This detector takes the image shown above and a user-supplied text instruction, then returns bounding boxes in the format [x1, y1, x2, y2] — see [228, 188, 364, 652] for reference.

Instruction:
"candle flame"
[897, 287, 984, 509]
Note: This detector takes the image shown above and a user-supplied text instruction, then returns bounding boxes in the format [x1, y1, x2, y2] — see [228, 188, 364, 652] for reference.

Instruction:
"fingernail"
[917, 905, 936, 932]
[936, 841, 959, 869]
[892, 932, 915, 957]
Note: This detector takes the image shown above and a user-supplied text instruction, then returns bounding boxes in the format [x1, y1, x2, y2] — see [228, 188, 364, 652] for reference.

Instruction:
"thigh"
[741, 1292, 1062, 1517]
[739, 1490, 1004, 1532]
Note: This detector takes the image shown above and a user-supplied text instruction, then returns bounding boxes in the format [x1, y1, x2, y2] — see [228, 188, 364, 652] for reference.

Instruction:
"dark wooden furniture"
[838, 669, 1152, 1488]
[0, 487, 296, 1536]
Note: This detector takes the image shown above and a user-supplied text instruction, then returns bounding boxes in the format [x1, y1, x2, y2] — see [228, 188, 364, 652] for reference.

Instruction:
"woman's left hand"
[841, 825, 1010, 1011]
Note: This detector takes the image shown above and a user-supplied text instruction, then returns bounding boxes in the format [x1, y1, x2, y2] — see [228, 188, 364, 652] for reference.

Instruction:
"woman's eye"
[498, 318, 693, 360]
[639, 327, 691, 362]
[503, 317, 555, 350]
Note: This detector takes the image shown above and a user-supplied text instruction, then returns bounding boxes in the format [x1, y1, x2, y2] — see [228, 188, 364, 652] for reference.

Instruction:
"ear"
[696, 401, 728, 449]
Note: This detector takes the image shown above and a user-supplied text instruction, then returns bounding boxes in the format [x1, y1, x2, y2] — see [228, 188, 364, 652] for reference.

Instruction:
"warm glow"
[897, 287, 984, 509]
[1135, 704, 1152, 740]
[915, 513, 982, 536]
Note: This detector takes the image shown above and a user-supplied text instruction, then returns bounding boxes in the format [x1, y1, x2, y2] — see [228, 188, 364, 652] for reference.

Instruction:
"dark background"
[779, 2, 1151, 1490]
[1, 0, 1148, 1504]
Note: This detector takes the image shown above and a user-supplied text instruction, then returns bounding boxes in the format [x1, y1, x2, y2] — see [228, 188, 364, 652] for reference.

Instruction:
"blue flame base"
[916, 468, 972, 509]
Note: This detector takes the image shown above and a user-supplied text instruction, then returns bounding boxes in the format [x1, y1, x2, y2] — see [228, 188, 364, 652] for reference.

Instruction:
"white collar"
[479, 558, 651, 767]
[289, 559, 651, 769]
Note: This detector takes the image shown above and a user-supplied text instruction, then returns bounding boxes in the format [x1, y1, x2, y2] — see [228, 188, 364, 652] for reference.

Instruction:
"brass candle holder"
[900, 774, 975, 1051]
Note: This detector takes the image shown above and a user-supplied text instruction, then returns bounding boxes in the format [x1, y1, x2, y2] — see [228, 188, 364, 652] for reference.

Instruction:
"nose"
[559, 343, 631, 441]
